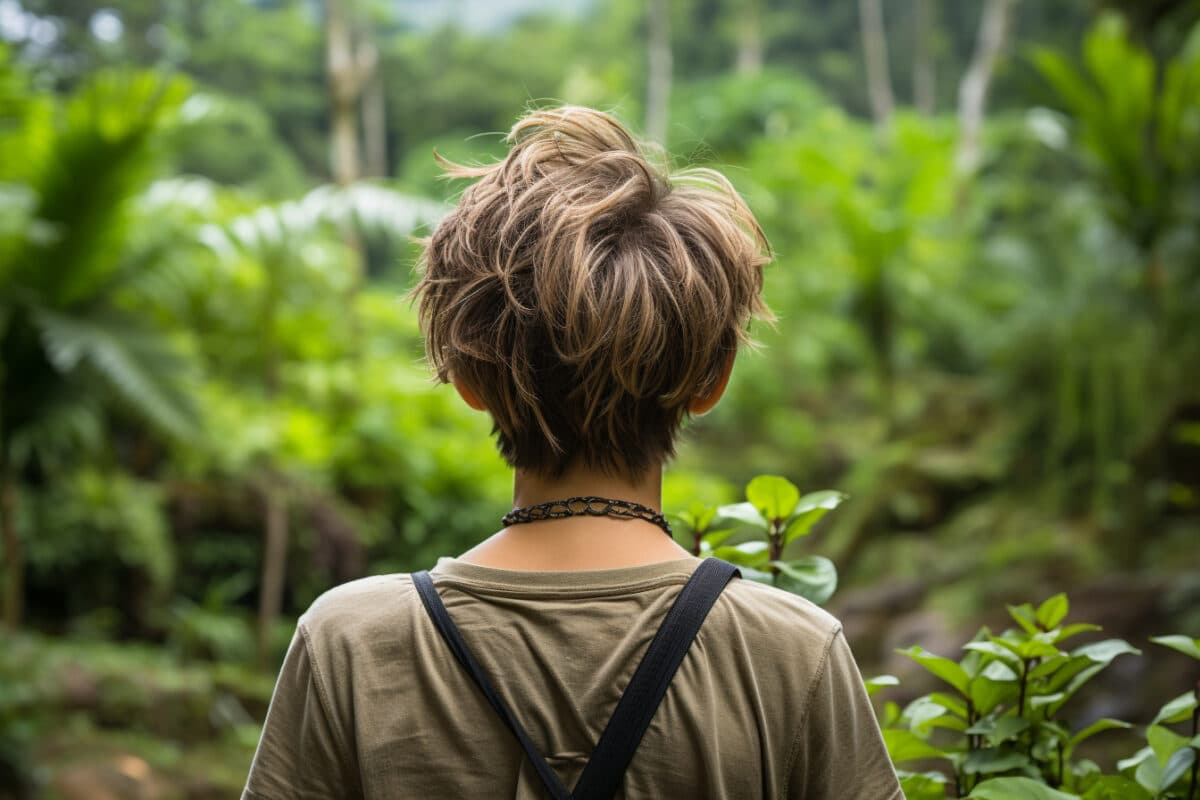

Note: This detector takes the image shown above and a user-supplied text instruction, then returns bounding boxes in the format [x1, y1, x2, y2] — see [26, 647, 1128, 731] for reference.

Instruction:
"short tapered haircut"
[413, 106, 773, 478]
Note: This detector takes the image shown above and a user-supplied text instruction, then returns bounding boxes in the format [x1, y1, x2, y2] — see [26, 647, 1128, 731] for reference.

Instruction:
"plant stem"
[1188, 696, 1198, 800]
[1056, 741, 1064, 788]
[1018, 658, 1031, 718]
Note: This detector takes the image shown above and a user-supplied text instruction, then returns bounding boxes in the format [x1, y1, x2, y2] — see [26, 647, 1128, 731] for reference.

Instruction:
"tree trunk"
[1, 464, 22, 629]
[362, 66, 388, 178]
[735, 0, 763, 76]
[645, 0, 672, 144]
[956, 0, 1017, 175]
[325, 0, 377, 185]
[256, 475, 289, 666]
[858, 0, 895, 138]
[912, 0, 937, 115]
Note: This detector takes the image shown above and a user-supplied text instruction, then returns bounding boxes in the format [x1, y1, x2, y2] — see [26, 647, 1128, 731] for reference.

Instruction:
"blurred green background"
[0, 0, 1198, 797]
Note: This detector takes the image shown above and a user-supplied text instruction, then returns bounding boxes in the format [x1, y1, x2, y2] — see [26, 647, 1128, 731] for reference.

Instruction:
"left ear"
[451, 374, 488, 412]
[688, 355, 735, 415]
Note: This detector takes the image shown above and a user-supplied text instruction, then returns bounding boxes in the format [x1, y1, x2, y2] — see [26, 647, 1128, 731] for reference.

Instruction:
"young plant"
[1116, 635, 1200, 799]
[879, 594, 1141, 798]
[670, 474, 845, 604]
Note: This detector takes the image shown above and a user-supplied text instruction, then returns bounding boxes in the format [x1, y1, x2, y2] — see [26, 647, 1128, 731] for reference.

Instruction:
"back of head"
[414, 105, 772, 478]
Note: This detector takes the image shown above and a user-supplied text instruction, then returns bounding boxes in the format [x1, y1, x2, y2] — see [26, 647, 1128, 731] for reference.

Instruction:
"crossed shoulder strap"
[411, 557, 740, 800]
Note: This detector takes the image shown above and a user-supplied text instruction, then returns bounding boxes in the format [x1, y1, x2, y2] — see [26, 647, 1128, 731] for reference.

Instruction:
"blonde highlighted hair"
[413, 106, 773, 478]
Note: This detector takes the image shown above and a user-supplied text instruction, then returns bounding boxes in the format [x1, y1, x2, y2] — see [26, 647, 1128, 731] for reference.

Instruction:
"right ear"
[451, 374, 487, 412]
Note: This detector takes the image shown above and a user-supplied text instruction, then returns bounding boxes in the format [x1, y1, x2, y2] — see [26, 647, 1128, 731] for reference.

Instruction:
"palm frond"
[32, 307, 198, 440]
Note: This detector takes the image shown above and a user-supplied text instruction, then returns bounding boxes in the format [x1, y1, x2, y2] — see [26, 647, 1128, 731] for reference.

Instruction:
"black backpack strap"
[412, 570, 573, 800]
[571, 557, 739, 800]
[412, 557, 740, 800]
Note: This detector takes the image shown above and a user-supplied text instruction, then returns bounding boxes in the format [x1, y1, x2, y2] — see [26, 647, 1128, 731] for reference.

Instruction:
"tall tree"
[956, 0, 1017, 174]
[736, 0, 764, 75]
[645, 0, 672, 144]
[858, 0, 895, 137]
[912, 0, 937, 114]
[325, 0, 377, 185]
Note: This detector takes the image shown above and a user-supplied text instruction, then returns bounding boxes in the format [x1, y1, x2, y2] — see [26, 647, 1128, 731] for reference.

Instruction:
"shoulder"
[716, 575, 843, 648]
[296, 573, 419, 653]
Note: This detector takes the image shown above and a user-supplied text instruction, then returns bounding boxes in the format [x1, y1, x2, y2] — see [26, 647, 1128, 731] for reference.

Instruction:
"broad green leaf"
[1068, 718, 1131, 749]
[898, 773, 947, 800]
[898, 646, 971, 695]
[963, 641, 1022, 665]
[1036, 594, 1069, 629]
[1148, 724, 1189, 765]
[1134, 753, 1162, 793]
[1152, 691, 1198, 725]
[1150, 635, 1200, 661]
[1017, 636, 1063, 660]
[864, 674, 899, 697]
[745, 475, 800, 521]
[711, 541, 770, 568]
[782, 507, 828, 543]
[1117, 746, 1153, 774]
[1161, 746, 1195, 791]
[882, 729, 945, 764]
[966, 777, 1077, 799]
[1030, 692, 1066, 708]
[904, 696, 951, 735]
[1007, 603, 1040, 636]
[929, 692, 968, 718]
[1072, 639, 1141, 666]
[1079, 775, 1152, 800]
[969, 676, 1019, 716]
[1054, 623, 1102, 645]
[963, 748, 1033, 775]
[712, 501, 769, 533]
[771, 556, 837, 605]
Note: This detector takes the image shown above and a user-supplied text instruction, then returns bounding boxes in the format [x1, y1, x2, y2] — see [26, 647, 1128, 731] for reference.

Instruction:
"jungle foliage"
[0, 0, 1198, 796]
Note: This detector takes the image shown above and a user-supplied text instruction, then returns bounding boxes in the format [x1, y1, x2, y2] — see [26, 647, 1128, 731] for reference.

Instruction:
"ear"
[451, 374, 487, 412]
[688, 355, 735, 415]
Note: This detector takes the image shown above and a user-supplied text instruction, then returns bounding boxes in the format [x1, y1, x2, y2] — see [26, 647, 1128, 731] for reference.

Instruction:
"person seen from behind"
[242, 105, 903, 799]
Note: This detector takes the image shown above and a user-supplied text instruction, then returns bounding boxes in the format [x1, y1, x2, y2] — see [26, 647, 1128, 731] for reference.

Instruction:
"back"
[242, 556, 901, 799]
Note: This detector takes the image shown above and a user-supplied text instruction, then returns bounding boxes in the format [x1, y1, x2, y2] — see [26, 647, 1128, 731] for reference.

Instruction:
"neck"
[457, 462, 692, 570]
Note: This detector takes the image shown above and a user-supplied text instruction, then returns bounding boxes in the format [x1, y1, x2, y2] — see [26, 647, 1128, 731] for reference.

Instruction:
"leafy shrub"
[870, 595, 1200, 798]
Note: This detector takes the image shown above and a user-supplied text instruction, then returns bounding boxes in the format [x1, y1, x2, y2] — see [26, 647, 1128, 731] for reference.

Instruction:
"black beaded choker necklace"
[502, 496, 673, 537]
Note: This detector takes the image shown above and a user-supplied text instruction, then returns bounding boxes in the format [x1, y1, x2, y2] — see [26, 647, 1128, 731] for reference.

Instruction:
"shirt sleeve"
[242, 626, 362, 800]
[787, 627, 903, 800]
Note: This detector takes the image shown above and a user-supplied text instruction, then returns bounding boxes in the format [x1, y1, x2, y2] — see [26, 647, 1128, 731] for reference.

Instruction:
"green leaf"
[771, 556, 837, 605]
[1150, 635, 1200, 660]
[745, 475, 800, 521]
[781, 490, 847, 543]
[1161, 746, 1195, 791]
[897, 646, 971, 695]
[929, 692, 968, 718]
[1036, 594, 1069, 629]
[712, 501, 769, 533]
[1151, 691, 1198, 725]
[969, 676, 1019, 717]
[1068, 718, 1131, 749]
[1148, 724, 1189, 765]
[1072, 639, 1141, 666]
[966, 777, 1077, 799]
[1054, 623, 1102, 644]
[899, 773, 948, 800]
[963, 748, 1033, 775]
[864, 674, 899, 697]
[1079, 775, 1152, 800]
[711, 541, 771, 568]
[882, 729, 945, 764]
[963, 641, 1022, 665]
[1007, 604, 1040, 635]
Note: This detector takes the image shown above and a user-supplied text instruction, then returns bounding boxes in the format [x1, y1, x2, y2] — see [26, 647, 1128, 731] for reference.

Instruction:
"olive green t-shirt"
[242, 555, 902, 799]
